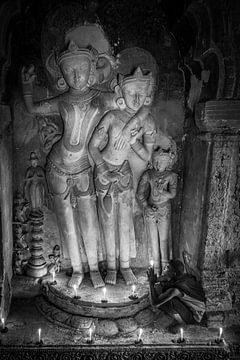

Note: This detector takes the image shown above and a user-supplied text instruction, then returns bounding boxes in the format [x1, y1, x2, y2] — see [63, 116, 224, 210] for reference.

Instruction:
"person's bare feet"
[67, 272, 84, 288]
[90, 270, 105, 288]
[105, 269, 117, 285]
[120, 267, 137, 285]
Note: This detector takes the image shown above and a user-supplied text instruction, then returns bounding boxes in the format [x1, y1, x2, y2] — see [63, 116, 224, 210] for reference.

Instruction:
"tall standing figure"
[21, 41, 111, 288]
[89, 67, 156, 285]
[137, 146, 177, 276]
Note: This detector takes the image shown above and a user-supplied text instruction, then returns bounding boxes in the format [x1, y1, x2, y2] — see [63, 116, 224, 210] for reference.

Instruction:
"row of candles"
[0, 317, 225, 345]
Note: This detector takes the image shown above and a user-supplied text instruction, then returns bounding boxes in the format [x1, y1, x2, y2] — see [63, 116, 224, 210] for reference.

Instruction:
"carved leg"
[157, 215, 170, 274]
[77, 196, 104, 288]
[147, 218, 161, 276]
[98, 196, 117, 285]
[119, 192, 137, 285]
[53, 195, 84, 288]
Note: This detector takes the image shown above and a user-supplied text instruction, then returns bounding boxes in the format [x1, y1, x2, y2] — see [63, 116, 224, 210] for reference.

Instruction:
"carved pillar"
[26, 212, 47, 278]
[195, 100, 240, 321]
[0, 104, 13, 320]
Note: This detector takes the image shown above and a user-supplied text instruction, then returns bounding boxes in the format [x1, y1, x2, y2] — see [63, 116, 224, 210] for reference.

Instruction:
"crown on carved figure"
[120, 66, 152, 88]
[57, 40, 98, 65]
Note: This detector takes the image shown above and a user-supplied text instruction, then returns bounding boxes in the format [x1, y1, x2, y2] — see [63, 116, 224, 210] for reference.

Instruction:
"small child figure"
[47, 244, 61, 274]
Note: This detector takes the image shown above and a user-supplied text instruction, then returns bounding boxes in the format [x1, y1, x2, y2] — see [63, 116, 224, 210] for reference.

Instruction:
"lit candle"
[38, 328, 41, 343]
[89, 327, 92, 342]
[1, 318, 5, 330]
[219, 327, 223, 340]
[150, 260, 154, 267]
[52, 271, 55, 283]
[132, 284, 136, 296]
[138, 328, 143, 342]
[73, 284, 77, 297]
[103, 287, 106, 300]
[180, 328, 184, 341]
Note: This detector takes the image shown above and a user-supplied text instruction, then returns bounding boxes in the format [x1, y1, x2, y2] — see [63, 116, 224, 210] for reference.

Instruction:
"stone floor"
[2, 273, 239, 353]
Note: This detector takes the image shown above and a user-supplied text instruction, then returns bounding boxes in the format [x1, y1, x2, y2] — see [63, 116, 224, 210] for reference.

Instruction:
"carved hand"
[21, 65, 36, 85]
[145, 205, 157, 218]
[129, 127, 143, 145]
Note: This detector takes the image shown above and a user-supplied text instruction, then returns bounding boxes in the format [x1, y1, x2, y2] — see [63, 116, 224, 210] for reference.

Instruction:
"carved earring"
[116, 97, 126, 110]
[144, 96, 152, 106]
[87, 75, 96, 87]
[57, 77, 67, 91]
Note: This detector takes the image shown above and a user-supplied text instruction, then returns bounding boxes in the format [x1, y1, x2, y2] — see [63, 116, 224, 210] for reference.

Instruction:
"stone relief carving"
[21, 29, 115, 289]
[137, 141, 177, 276]
[89, 67, 156, 286]
[23, 152, 48, 215]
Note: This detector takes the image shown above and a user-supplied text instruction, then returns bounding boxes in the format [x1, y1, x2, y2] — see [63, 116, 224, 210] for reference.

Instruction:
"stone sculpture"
[89, 67, 156, 285]
[137, 143, 177, 276]
[21, 40, 112, 288]
[24, 152, 48, 215]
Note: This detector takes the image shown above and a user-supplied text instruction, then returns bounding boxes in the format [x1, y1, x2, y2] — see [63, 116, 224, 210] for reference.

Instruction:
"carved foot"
[90, 270, 105, 288]
[120, 268, 137, 285]
[105, 269, 117, 285]
[67, 272, 84, 288]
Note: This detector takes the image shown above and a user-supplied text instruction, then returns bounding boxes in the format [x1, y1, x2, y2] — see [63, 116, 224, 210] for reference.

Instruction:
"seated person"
[147, 259, 205, 331]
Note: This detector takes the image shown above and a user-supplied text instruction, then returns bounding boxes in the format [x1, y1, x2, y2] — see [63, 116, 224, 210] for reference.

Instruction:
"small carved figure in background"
[14, 225, 28, 250]
[89, 67, 156, 285]
[48, 245, 61, 274]
[137, 143, 177, 276]
[24, 152, 48, 215]
[13, 191, 30, 224]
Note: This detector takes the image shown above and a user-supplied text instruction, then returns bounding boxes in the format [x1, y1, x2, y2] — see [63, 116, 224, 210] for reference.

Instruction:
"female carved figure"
[24, 152, 48, 215]
[89, 67, 156, 285]
[21, 41, 109, 288]
[137, 146, 177, 276]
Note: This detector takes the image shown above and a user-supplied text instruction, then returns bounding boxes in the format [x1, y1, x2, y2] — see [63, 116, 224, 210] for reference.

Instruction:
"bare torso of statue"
[89, 67, 156, 285]
[21, 41, 109, 289]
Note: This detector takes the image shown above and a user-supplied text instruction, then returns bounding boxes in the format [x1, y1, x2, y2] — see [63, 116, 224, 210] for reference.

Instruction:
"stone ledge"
[0, 344, 230, 360]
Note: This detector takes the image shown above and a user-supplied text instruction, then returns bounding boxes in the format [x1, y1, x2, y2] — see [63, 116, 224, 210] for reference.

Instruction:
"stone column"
[195, 100, 240, 325]
[26, 212, 47, 278]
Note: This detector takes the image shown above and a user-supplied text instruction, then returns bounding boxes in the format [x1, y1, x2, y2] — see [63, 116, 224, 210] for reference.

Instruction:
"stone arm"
[89, 113, 111, 166]
[21, 65, 59, 116]
[136, 171, 150, 208]
[161, 173, 178, 201]
[130, 115, 156, 162]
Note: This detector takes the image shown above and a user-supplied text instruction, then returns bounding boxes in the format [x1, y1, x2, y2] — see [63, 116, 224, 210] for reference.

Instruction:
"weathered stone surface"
[116, 317, 138, 333]
[96, 320, 118, 337]
[134, 308, 155, 326]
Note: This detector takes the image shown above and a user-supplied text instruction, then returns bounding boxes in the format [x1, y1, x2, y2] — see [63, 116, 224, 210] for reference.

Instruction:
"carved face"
[122, 82, 149, 112]
[31, 159, 38, 167]
[60, 56, 91, 90]
[152, 153, 170, 172]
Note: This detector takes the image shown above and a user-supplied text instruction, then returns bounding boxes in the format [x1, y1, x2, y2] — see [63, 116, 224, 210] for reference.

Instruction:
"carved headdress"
[152, 138, 178, 169]
[119, 66, 153, 88]
[57, 40, 98, 66]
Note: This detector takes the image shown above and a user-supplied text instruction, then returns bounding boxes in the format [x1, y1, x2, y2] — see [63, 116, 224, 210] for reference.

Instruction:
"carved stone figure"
[24, 152, 48, 215]
[13, 191, 30, 224]
[89, 67, 156, 285]
[48, 244, 61, 274]
[21, 40, 112, 288]
[137, 144, 177, 276]
[14, 225, 28, 250]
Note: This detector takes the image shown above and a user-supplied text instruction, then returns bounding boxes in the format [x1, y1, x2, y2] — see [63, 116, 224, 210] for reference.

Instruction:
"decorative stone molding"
[0, 344, 230, 360]
[195, 100, 240, 133]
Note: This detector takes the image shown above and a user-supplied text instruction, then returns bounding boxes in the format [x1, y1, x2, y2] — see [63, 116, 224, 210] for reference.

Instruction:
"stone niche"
[9, 1, 186, 332]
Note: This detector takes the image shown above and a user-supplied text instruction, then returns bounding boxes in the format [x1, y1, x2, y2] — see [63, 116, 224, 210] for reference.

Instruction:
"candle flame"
[138, 328, 143, 341]
[219, 327, 223, 339]
[180, 328, 183, 340]
[132, 285, 136, 294]
[103, 287, 106, 297]
[38, 328, 41, 342]
[150, 260, 154, 267]
[73, 284, 77, 296]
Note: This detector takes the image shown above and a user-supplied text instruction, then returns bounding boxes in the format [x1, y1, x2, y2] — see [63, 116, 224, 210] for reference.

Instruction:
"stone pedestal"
[26, 212, 47, 278]
[36, 269, 153, 334]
